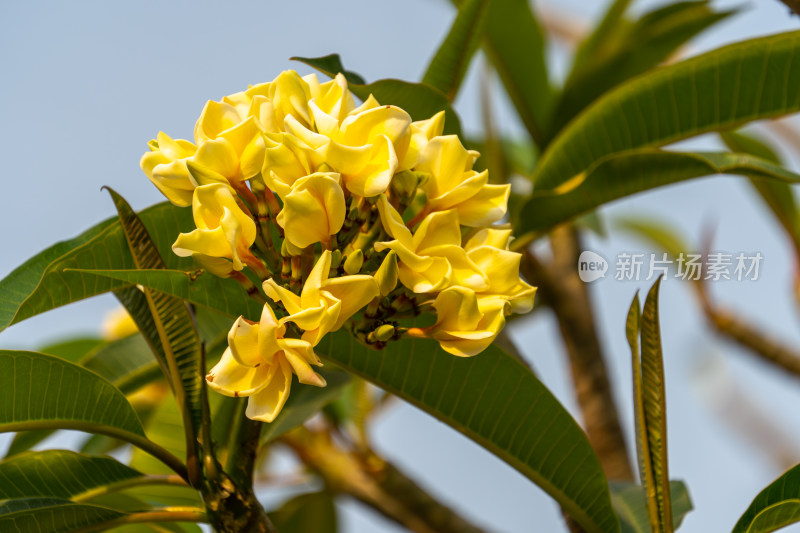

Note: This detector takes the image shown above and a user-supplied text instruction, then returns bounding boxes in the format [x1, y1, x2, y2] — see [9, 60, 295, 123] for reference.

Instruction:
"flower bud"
[372, 324, 395, 342]
[374, 250, 399, 296]
[344, 249, 364, 275]
[330, 249, 343, 271]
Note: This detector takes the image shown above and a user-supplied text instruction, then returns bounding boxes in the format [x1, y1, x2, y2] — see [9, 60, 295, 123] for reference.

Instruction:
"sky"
[2, 0, 800, 531]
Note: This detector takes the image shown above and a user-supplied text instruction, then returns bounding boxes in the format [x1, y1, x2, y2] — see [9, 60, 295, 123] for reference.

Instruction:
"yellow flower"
[140, 132, 198, 207]
[415, 136, 510, 226]
[464, 229, 536, 313]
[285, 102, 412, 197]
[275, 172, 346, 249]
[101, 307, 138, 340]
[190, 117, 265, 184]
[172, 183, 257, 272]
[307, 73, 357, 137]
[261, 133, 316, 197]
[206, 304, 325, 423]
[410, 286, 507, 357]
[399, 111, 445, 170]
[263, 250, 379, 346]
[373, 196, 486, 293]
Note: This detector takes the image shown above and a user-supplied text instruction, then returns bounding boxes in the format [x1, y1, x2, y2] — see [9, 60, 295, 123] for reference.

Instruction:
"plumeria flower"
[409, 286, 507, 357]
[263, 250, 379, 346]
[464, 229, 537, 314]
[415, 135, 510, 226]
[374, 195, 486, 293]
[275, 172, 346, 249]
[172, 183, 257, 274]
[206, 304, 324, 423]
[140, 132, 198, 207]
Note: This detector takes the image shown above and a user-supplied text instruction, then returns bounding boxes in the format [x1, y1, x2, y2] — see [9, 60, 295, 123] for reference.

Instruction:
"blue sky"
[2, 1, 800, 531]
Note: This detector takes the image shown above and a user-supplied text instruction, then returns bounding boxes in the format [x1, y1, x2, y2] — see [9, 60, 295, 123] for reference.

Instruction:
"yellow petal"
[263, 279, 303, 316]
[245, 356, 293, 422]
[192, 138, 240, 183]
[276, 172, 346, 249]
[455, 184, 510, 226]
[206, 348, 274, 397]
[195, 100, 244, 143]
[323, 275, 380, 329]
[228, 316, 262, 367]
[400, 111, 445, 170]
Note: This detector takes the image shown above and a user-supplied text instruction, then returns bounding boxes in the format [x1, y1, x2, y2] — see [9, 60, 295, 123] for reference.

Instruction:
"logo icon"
[578, 251, 608, 283]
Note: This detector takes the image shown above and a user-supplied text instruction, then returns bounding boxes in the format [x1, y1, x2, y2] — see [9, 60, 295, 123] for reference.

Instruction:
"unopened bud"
[372, 324, 395, 342]
[375, 250, 398, 296]
[330, 249, 343, 271]
[344, 249, 364, 275]
[390, 170, 421, 199]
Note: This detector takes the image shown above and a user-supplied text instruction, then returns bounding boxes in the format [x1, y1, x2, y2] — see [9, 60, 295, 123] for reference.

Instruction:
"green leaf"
[553, 1, 737, 132]
[481, 0, 552, 146]
[422, 0, 489, 100]
[733, 463, 800, 533]
[79, 265, 621, 533]
[269, 491, 338, 533]
[0, 202, 193, 334]
[317, 332, 620, 533]
[569, 0, 632, 78]
[287, 53, 366, 85]
[260, 369, 351, 444]
[0, 450, 142, 500]
[68, 269, 263, 321]
[0, 350, 145, 438]
[719, 130, 800, 256]
[80, 334, 161, 395]
[129, 400, 200, 508]
[519, 150, 800, 235]
[105, 188, 203, 437]
[36, 337, 106, 364]
[292, 55, 462, 135]
[0, 498, 125, 533]
[610, 480, 693, 533]
[533, 30, 800, 191]
[638, 278, 672, 533]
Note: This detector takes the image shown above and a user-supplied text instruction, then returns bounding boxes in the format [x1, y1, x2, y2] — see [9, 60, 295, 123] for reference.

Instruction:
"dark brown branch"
[282, 427, 488, 533]
[778, 0, 800, 16]
[521, 225, 634, 482]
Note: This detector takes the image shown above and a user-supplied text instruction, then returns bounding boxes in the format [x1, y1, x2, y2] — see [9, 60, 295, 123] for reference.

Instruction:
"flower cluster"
[141, 70, 535, 422]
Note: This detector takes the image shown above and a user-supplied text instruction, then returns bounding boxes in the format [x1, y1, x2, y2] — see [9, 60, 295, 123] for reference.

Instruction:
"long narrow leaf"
[317, 332, 621, 533]
[0, 350, 144, 438]
[554, 1, 736, 133]
[733, 463, 800, 533]
[519, 150, 800, 235]
[533, 31, 800, 191]
[0, 202, 193, 334]
[640, 278, 672, 532]
[105, 188, 203, 456]
[481, 0, 551, 146]
[0, 450, 143, 500]
[0, 498, 125, 533]
[422, 0, 489, 100]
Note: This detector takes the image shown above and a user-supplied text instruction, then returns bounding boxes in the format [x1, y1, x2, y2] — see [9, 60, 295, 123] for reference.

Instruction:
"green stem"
[224, 400, 263, 488]
[71, 475, 187, 503]
[0, 421, 189, 482]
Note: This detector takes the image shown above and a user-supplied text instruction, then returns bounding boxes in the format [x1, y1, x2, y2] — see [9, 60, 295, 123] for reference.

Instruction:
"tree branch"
[521, 225, 634, 482]
[282, 426, 489, 533]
